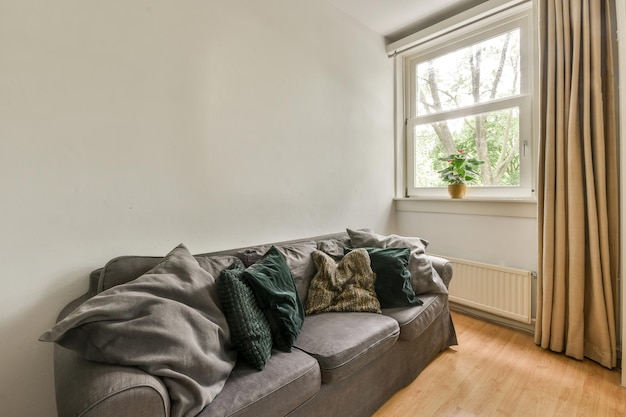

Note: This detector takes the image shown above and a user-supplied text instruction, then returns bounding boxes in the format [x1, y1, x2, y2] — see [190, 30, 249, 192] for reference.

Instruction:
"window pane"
[413, 107, 520, 187]
[416, 28, 520, 116]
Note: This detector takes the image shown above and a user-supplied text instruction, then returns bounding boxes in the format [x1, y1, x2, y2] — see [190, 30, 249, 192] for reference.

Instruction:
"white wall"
[396, 209, 538, 322]
[397, 211, 537, 272]
[0, 1, 394, 415]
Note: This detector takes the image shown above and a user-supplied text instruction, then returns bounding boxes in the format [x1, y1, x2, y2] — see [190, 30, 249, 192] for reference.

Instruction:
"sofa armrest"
[54, 284, 169, 417]
[56, 268, 101, 321]
[54, 344, 170, 417]
[429, 255, 453, 289]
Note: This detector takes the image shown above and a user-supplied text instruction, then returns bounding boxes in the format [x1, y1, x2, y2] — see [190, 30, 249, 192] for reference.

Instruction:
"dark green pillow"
[346, 247, 422, 308]
[243, 246, 304, 352]
[217, 260, 273, 370]
[347, 229, 447, 295]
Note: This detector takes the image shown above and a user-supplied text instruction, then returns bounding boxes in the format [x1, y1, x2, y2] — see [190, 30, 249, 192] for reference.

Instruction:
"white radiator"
[444, 256, 533, 324]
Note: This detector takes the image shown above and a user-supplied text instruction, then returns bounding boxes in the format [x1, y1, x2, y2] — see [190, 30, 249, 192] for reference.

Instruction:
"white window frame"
[394, 1, 536, 200]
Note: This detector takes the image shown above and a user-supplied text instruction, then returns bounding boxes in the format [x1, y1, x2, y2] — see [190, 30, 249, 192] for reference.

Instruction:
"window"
[397, 2, 535, 199]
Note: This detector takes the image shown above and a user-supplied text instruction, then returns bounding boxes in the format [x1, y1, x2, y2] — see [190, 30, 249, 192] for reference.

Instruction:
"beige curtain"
[536, 0, 619, 369]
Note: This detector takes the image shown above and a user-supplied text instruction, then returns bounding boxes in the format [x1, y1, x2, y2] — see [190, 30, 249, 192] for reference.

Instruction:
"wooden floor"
[373, 312, 626, 417]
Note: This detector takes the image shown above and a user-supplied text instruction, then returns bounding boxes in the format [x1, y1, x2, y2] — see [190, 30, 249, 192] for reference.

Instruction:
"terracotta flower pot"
[448, 184, 467, 199]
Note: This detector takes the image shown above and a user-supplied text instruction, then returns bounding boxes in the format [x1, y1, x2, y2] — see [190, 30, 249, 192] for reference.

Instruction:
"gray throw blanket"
[40, 244, 237, 417]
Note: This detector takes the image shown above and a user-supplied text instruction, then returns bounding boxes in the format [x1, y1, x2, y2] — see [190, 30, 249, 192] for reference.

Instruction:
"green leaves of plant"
[437, 150, 484, 185]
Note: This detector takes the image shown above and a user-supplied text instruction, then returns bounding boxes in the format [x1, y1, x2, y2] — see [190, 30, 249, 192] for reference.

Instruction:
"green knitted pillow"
[217, 260, 273, 370]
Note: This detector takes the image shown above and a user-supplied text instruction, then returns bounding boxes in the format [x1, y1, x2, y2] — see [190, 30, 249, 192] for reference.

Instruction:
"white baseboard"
[450, 302, 535, 334]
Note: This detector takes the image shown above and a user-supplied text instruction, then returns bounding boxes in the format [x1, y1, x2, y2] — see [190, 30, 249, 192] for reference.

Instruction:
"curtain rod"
[386, 0, 529, 57]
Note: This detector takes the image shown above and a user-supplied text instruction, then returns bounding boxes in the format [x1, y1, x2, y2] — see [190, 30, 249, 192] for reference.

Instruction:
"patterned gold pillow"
[305, 249, 381, 315]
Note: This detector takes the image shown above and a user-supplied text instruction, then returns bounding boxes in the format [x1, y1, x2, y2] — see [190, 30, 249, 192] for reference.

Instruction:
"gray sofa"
[51, 231, 457, 417]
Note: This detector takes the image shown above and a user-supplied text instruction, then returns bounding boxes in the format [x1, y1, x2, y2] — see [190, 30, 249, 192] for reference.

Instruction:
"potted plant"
[437, 150, 484, 198]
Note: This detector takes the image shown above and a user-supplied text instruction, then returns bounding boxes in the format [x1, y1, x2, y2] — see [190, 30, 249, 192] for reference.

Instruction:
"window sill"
[394, 197, 537, 218]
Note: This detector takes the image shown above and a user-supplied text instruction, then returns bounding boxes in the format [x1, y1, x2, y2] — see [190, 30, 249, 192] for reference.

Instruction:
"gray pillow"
[347, 229, 448, 295]
[39, 244, 237, 417]
[317, 238, 350, 261]
[238, 241, 317, 304]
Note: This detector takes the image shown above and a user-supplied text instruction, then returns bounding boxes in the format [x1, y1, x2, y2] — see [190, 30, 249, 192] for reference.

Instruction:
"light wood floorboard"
[373, 312, 626, 417]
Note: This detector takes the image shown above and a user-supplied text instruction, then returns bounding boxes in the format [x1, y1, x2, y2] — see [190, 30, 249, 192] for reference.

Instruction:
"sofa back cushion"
[98, 254, 240, 293]
[316, 237, 350, 260]
[238, 241, 317, 304]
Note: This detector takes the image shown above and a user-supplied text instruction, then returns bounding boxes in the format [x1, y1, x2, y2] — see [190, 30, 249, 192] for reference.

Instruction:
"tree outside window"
[401, 7, 534, 199]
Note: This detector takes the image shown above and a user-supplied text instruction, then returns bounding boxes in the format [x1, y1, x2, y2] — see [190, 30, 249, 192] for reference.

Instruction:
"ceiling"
[325, 0, 489, 42]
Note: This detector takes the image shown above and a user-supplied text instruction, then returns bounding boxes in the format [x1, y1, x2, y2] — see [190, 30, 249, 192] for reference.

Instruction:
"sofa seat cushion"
[294, 312, 399, 383]
[198, 349, 320, 417]
[382, 294, 447, 341]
